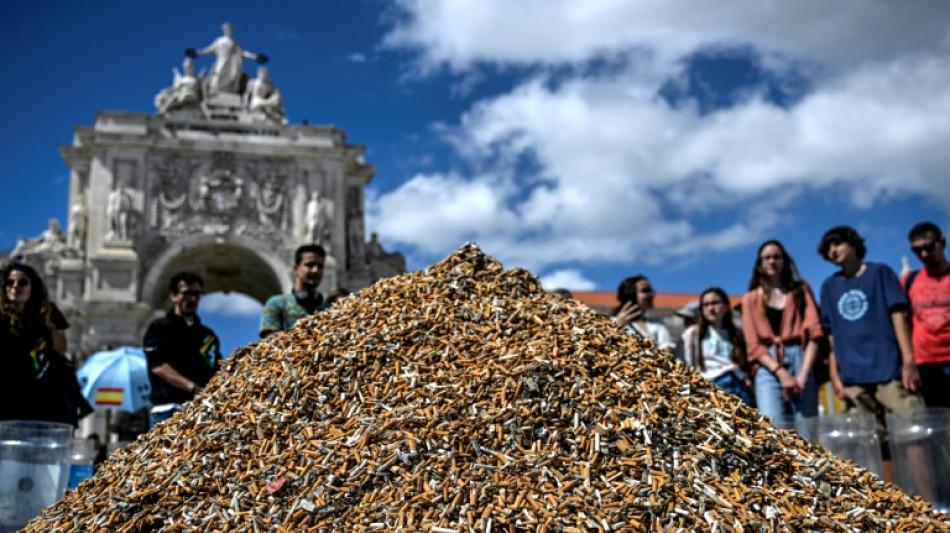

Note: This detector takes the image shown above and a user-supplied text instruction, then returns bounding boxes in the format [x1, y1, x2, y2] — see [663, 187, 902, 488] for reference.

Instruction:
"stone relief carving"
[147, 156, 294, 247]
[152, 156, 199, 218]
[196, 169, 244, 214]
[255, 171, 285, 227]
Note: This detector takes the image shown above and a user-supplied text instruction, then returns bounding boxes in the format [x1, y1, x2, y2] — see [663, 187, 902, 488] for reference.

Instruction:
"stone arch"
[141, 234, 291, 310]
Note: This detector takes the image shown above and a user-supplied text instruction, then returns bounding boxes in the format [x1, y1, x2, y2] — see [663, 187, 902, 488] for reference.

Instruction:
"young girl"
[682, 287, 754, 406]
[742, 240, 823, 430]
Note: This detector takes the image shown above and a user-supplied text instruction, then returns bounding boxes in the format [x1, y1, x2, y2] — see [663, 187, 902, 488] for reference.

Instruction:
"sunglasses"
[911, 241, 938, 256]
[179, 290, 203, 298]
[4, 278, 29, 288]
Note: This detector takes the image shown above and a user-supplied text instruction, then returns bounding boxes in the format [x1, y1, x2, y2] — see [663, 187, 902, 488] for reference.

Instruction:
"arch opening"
[145, 239, 287, 310]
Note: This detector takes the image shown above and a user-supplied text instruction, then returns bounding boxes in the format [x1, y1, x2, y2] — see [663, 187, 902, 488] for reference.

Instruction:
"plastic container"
[887, 408, 950, 512]
[794, 416, 819, 444]
[67, 438, 97, 490]
[815, 413, 884, 479]
[0, 420, 73, 532]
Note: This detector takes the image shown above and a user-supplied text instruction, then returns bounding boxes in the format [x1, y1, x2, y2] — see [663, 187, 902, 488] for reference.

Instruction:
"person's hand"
[615, 301, 642, 328]
[794, 372, 810, 394]
[902, 361, 922, 393]
[776, 367, 801, 401]
[831, 376, 848, 400]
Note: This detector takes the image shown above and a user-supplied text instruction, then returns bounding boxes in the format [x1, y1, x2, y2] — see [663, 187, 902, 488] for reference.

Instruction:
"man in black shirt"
[143, 271, 221, 428]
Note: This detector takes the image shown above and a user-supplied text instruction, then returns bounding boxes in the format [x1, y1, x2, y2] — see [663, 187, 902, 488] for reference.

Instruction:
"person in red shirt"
[904, 222, 950, 407]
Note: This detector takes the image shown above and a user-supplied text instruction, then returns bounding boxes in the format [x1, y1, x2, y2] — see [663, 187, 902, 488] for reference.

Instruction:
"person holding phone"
[614, 274, 674, 350]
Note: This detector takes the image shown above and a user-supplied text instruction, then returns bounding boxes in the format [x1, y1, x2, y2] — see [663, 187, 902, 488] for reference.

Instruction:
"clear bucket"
[68, 438, 97, 490]
[0, 420, 73, 532]
[815, 413, 884, 478]
[886, 408, 950, 512]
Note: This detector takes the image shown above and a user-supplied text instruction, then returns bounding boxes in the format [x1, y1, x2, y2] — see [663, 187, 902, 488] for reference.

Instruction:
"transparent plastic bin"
[887, 408, 950, 512]
[815, 413, 884, 478]
[0, 420, 73, 532]
[794, 415, 819, 444]
[68, 438, 97, 490]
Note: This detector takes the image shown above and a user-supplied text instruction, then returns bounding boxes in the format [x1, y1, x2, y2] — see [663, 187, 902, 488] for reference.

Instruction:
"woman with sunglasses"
[0, 262, 86, 424]
[681, 287, 754, 406]
[741, 240, 824, 430]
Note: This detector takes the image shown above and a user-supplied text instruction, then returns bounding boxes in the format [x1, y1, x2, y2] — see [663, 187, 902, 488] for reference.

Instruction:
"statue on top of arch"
[155, 22, 287, 125]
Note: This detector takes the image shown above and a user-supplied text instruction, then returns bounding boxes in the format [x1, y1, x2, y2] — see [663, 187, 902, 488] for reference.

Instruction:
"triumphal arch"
[12, 24, 405, 356]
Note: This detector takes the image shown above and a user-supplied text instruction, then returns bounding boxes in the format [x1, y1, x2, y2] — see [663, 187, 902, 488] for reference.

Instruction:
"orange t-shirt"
[904, 269, 950, 365]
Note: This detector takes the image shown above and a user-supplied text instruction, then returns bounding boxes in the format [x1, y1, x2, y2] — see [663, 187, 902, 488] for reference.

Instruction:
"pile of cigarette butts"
[26, 244, 948, 532]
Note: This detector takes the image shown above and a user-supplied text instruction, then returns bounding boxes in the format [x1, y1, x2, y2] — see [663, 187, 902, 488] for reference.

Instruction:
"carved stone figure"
[246, 67, 287, 125]
[13, 219, 68, 258]
[188, 22, 266, 95]
[69, 194, 88, 249]
[155, 57, 202, 114]
[305, 191, 333, 245]
[107, 188, 133, 241]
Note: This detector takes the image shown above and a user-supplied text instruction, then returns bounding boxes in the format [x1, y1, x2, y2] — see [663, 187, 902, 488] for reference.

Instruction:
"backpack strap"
[904, 269, 919, 305]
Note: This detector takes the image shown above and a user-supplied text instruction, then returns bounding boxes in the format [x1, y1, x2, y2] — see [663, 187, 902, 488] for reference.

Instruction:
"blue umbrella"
[76, 347, 151, 413]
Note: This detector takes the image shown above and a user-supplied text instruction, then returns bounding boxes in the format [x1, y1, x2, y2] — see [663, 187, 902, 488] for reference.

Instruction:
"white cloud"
[348, 52, 368, 63]
[200, 293, 263, 317]
[384, 0, 950, 74]
[372, 0, 950, 274]
[540, 269, 596, 291]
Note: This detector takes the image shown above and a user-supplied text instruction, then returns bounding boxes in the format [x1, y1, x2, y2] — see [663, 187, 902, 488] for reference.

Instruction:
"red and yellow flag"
[95, 387, 124, 406]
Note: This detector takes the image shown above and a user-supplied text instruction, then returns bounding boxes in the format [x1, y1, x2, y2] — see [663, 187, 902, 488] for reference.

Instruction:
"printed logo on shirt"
[29, 337, 47, 371]
[199, 335, 217, 367]
[837, 289, 868, 321]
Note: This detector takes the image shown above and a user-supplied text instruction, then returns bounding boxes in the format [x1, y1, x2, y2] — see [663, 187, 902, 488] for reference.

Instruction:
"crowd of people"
[1, 223, 946, 484]
[610, 222, 948, 482]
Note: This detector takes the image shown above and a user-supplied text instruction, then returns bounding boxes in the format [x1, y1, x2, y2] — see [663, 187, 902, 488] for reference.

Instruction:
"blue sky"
[3, 1, 950, 356]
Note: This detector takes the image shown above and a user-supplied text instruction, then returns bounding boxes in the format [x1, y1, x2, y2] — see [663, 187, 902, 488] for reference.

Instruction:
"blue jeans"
[754, 343, 817, 430]
[713, 371, 755, 407]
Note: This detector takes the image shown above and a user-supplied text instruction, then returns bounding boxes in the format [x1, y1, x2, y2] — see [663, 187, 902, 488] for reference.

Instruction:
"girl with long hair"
[682, 287, 754, 406]
[741, 240, 823, 430]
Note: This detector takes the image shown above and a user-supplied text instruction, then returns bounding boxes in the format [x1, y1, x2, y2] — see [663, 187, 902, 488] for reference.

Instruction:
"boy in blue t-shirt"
[818, 226, 926, 485]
